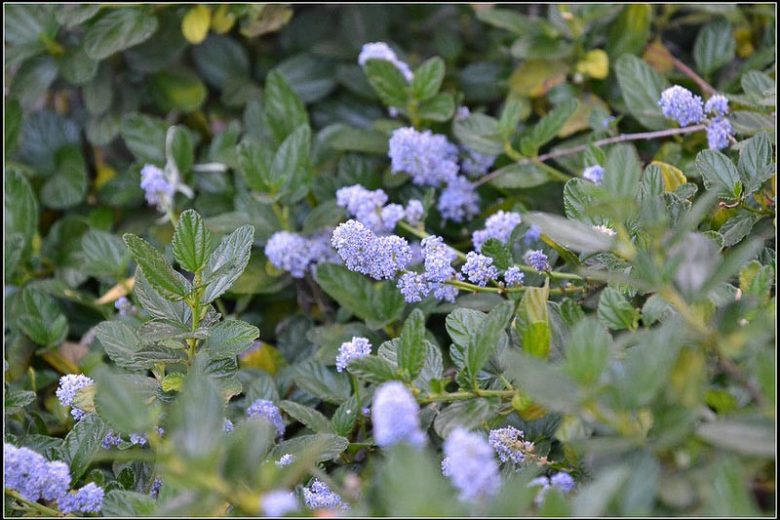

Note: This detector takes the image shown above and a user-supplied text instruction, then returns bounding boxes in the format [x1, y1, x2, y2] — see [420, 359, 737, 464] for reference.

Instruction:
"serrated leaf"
[331, 395, 359, 437]
[615, 54, 669, 130]
[453, 113, 503, 155]
[172, 209, 214, 273]
[271, 434, 348, 463]
[564, 317, 613, 385]
[411, 57, 444, 101]
[347, 356, 398, 384]
[279, 400, 334, 434]
[417, 92, 455, 122]
[597, 287, 639, 331]
[693, 18, 735, 75]
[364, 59, 409, 107]
[95, 321, 142, 370]
[169, 367, 224, 459]
[264, 71, 308, 144]
[273, 124, 312, 204]
[738, 132, 774, 194]
[397, 309, 426, 380]
[696, 149, 742, 200]
[41, 145, 88, 209]
[481, 239, 512, 271]
[18, 288, 68, 348]
[293, 360, 351, 404]
[120, 113, 167, 163]
[84, 9, 159, 61]
[94, 368, 159, 433]
[201, 225, 255, 303]
[202, 319, 259, 358]
[520, 99, 578, 155]
[123, 234, 190, 301]
[62, 414, 109, 480]
[82, 230, 130, 278]
[102, 490, 156, 517]
[604, 143, 642, 199]
[466, 301, 514, 382]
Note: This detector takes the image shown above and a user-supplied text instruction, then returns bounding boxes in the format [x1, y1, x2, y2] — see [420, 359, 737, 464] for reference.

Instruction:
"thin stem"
[5, 489, 66, 517]
[671, 56, 718, 96]
[474, 125, 707, 187]
[418, 389, 516, 404]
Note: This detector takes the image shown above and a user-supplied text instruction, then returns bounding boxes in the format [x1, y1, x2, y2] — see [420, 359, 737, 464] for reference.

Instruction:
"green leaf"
[315, 263, 404, 330]
[327, 124, 390, 155]
[346, 356, 398, 384]
[525, 212, 613, 253]
[466, 301, 514, 381]
[615, 54, 669, 130]
[363, 59, 409, 107]
[564, 317, 613, 385]
[82, 230, 130, 277]
[331, 395, 359, 437]
[263, 70, 308, 144]
[9, 55, 58, 110]
[603, 143, 642, 199]
[453, 113, 503, 155]
[501, 349, 582, 412]
[696, 417, 774, 457]
[134, 270, 191, 326]
[411, 57, 445, 101]
[84, 9, 159, 61]
[278, 400, 334, 434]
[498, 95, 530, 137]
[150, 67, 208, 112]
[693, 18, 736, 75]
[5, 168, 39, 245]
[271, 433, 348, 464]
[520, 98, 578, 155]
[202, 319, 259, 358]
[62, 413, 109, 480]
[5, 98, 22, 154]
[293, 360, 352, 404]
[192, 35, 250, 89]
[572, 465, 632, 516]
[5, 389, 36, 414]
[56, 5, 101, 28]
[703, 459, 761, 516]
[18, 288, 68, 348]
[417, 93, 456, 122]
[273, 124, 312, 204]
[95, 321, 142, 371]
[274, 53, 337, 104]
[94, 368, 159, 433]
[518, 285, 551, 358]
[102, 490, 156, 517]
[481, 239, 512, 271]
[223, 419, 275, 486]
[41, 145, 88, 209]
[201, 225, 255, 303]
[396, 309, 426, 380]
[123, 234, 190, 301]
[695, 149, 742, 200]
[606, 5, 652, 58]
[738, 131, 774, 194]
[597, 287, 639, 331]
[169, 368, 224, 460]
[120, 113, 168, 163]
[433, 398, 499, 438]
[172, 210, 214, 273]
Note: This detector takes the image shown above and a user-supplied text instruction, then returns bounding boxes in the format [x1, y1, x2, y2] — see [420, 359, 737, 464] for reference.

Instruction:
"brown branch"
[671, 56, 718, 96]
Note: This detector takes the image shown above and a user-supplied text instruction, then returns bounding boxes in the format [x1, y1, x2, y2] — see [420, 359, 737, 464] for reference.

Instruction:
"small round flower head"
[404, 199, 425, 226]
[592, 224, 616, 236]
[56, 374, 94, 421]
[102, 431, 122, 449]
[488, 426, 532, 465]
[5, 444, 46, 501]
[303, 479, 348, 511]
[331, 220, 378, 276]
[58, 482, 104, 514]
[705, 94, 729, 117]
[504, 267, 525, 287]
[265, 231, 312, 279]
[438, 176, 480, 223]
[455, 106, 471, 121]
[149, 477, 163, 498]
[431, 281, 459, 303]
[388, 128, 460, 187]
[380, 203, 406, 233]
[336, 185, 391, 233]
[524, 250, 550, 271]
[114, 296, 134, 316]
[582, 165, 604, 185]
[658, 86, 705, 127]
[524, 225, 542, 245]
[358, 42, 413, 82]
[129, 433, 147, 446]
[247, 399, 285, 438]
[472, 211, 522, 252]
[368, 234, 412, 280]
[372, 381, 426, 448]
[262, 489, 299, 517]
[336, 337, 372, 372]
[462, 252, 499, 287]
[397, 272, 430, 303]
[223, 419, 234, 433]
[550, 472, 575, 494]
[42, 461, 71, 502]
[461, 149, 497, 178]
[140, 164, 175, 211]
[421, 236, 457, 283]
[706, 117, 734, 150]
[276, 453, 295, 467]
[442, 428, 501, 503]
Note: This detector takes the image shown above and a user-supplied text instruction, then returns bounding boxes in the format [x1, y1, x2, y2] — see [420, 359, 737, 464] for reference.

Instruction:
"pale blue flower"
[437, 176, 480, 223]
[247, 399, 285, 438]
[707, 117, 733, 150]
[336, 337, 372, 372]
[372, 381, 426, 448]
[389, 128, 460, 187]
[56, 374, 93, 421]
[472, 211, 522, 252]
[462, 252, 499, 286]
[442, 428, 501, 503]
[658, 86, 704, 126]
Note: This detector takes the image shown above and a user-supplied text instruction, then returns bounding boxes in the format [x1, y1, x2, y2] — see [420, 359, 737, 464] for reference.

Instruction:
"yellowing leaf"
[643, 40, 675, 74]
[240, 342, 285, 374]
[509, 59, 568, 98]
[94, 162, 117, 189]
[95, 277, 135, 305]
[182, 5, 211, 45]
[576, 49, 609, 79]
[558, 93, 609, 137]
[162, 373, 185, 393]
[651, 161, 687, 191]
[211, 5, 236, 34]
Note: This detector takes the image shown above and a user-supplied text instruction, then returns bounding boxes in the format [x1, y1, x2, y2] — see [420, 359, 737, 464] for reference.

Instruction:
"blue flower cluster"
[705, 94, 729, 117]
[441, 428, 501, 503]
[524, 250, 550, 271]
[262, 490, 298, 517]
[582, 165, 604, 184]
[524, 225, 542, 245]
[388, 127, 460, 187]
[140, 164, 175, 211]
[396, 235, 461, 303]
[247, 399, 285, 438]
[276, 453, 295, 466]
[302, 479, 348, 511]
[529, 472, 576, 505]
[5, 443, 105, 514]
[331, 220, 412, 280]
[437, 176, 480, 223]
[488, 426, 533, 465]
[504, 266, 525, 287]
[706, 117, 734, 150]
[336, 184, 422, 233]
[472, 211, 523, 252]
[461, 252, 498, 287]
[336, 336, 372, 372]
[56, 374, 93, 421]
[114, 296, 135, 316]
[265, 230, 338, 279]
[372, 381, 426, 448]
[658, 86, 704, 127]
[223, 419, 234, 433]
[358, 42, 413, 82]
[102, 430, 123, 449]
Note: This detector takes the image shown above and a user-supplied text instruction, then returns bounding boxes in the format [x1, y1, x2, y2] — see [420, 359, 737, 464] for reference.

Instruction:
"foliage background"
[4, 3, 776, 517]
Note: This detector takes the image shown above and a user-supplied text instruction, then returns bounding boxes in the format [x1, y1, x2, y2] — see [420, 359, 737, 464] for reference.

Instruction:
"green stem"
[5, 489, 66, 517]
[418, 389, 516, 404]
[187, 272, 203, 363]
[272, 203, 291, 231]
